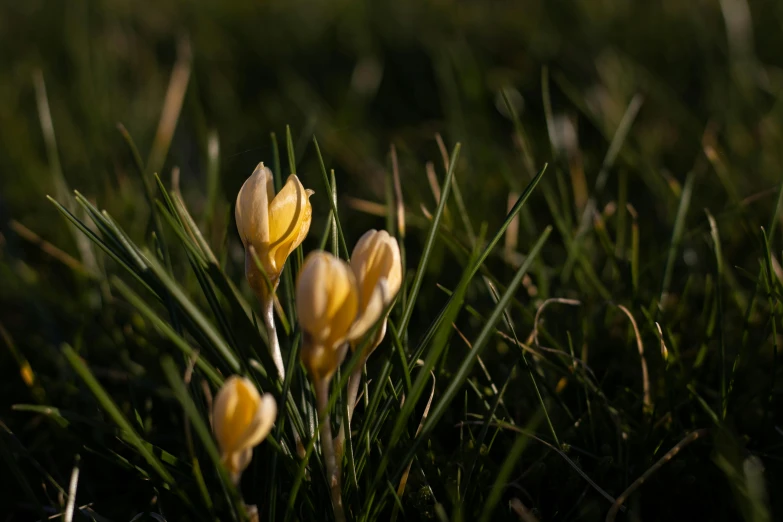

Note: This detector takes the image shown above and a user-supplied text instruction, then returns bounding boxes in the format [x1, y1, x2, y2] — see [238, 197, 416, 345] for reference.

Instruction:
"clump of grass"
[38, 122, 555, 521]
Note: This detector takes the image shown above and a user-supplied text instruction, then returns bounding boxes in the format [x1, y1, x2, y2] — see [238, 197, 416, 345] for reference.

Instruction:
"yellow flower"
[212, 376, 277, 482]
[348, 230, 402, 351]
[297, 251, 359, 381]
[235, 163, 314, 298]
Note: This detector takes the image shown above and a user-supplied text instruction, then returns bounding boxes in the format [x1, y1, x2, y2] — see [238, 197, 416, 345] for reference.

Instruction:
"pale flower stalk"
[212, 376, 277, 485]
[296, 251, 359, 522]
[235, 162, 313, 380]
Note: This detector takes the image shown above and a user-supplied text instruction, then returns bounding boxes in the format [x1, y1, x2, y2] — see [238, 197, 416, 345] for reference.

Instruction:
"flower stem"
[262, 297, 308, 459]
[262, 296, 285, 381]
[315, 378, 346, 522]
[334, 361, 364, 468]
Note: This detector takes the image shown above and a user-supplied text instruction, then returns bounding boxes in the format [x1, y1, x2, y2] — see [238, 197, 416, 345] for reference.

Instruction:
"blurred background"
[2, 0, 783, 519]
[4, 0, 783, 328]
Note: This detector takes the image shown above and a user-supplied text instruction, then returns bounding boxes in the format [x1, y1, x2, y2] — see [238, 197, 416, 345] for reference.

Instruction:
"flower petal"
[236, 393, 277, 452]
[324, 268, 360, 348]
[235, 163, 273, 249]
[212, 376, 261, 455]
[351, 230, 402, 309]
[348, 277, 389, 341]
[297, 251, 360, 379]
[213, 376, 238, 454]
[296, 251, 333, 336]
[268, 175, 312, 272]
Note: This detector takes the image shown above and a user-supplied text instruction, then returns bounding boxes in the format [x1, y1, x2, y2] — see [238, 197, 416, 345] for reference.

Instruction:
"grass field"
[1, 1, 782, 520]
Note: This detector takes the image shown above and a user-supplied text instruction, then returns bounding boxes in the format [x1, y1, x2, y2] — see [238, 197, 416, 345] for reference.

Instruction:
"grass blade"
[761, 227, 780, 424]
[271, 132, 282, 192]
[768, 180, 783, 242]
[660, 171, 695, 307]
[285, 125, 297, 175]
[398, 143, 462, 333]
[706, 210, 726, 418]
[313, 137, 350, 258]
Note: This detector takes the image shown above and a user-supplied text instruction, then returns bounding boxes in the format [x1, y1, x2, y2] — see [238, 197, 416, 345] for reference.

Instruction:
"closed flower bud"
[235, 163, 314, 298]
[213, 376, 277, 483]
[348, 230, 402, 352]
[297, 251, 359, 381]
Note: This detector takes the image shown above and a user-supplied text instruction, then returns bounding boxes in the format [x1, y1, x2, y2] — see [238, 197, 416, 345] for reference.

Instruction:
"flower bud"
[297, 251, 359, 381]
[235, 163, 314, 298]
[212, 376, 277, 483]
[347, 230, 402, 352]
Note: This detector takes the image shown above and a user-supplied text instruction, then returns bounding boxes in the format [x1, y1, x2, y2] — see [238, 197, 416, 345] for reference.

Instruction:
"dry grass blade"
[63, 455, 80, 522]
[391, 144, 406, 239]
[426, 162, 441, 203]
[504, 192, 520, 265]
[655, 322, 669, 362]
[345, 197, 388, 217]
[33, 70, 99, 275]
[616, 304, 652, 412]
[533, 298, 582, 348]
[147, 37, 192, 177]
[9, 220, 91, 276]
[606, 429, 709, 521]
[509, 498, 540, 522]
[435, 132, 475, 245]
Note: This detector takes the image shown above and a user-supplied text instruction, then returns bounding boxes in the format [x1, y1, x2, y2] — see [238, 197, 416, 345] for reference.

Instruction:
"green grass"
[2, 1, 783, 520]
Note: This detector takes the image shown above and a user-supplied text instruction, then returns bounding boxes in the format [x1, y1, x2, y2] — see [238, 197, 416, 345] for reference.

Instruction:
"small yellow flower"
[235, 163, 314, 298]
[212, 376, 277, 483]
[297, 251, 359, 381]
[348, 230, 402, 351]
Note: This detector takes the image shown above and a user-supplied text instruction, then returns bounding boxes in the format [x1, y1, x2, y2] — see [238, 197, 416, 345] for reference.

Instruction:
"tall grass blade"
[706, 210, 726, 418]
[313, 137, 350, 258]
[398, 143, 462, 333]
[660, 172, 696, 307]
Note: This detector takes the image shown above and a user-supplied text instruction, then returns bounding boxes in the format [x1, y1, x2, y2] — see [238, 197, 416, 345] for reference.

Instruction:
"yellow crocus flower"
[235, 162, 314, 299]
[296, 251, 359, 381]
[212, 376, 277, 483]
[348, 229, 402, 352]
